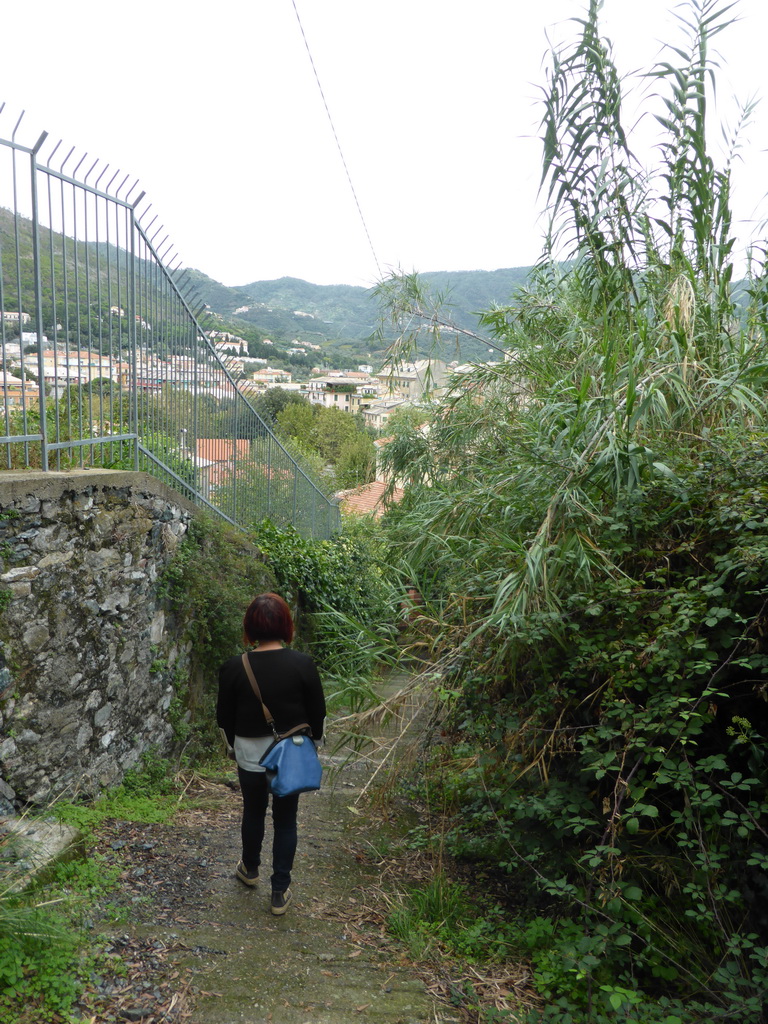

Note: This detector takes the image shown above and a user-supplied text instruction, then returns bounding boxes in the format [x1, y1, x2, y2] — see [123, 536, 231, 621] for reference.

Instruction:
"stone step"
[0, 816, 80, 893]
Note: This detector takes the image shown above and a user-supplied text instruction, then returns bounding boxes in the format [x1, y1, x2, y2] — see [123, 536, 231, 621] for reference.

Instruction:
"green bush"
[122, 750, 176, 798]
[160, 514, 276, 678]
[0, 905, 82, 1021]
[158, 514, 276, 758]
[411, 439, 768, 1020]
[251, 517, 399, 680]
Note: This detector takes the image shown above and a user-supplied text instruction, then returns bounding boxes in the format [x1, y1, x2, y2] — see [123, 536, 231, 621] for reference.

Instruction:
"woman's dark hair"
[243, 592, 294, 644]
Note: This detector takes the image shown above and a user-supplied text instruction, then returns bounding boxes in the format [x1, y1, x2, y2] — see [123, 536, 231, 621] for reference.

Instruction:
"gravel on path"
[77, 753, 438, 1024]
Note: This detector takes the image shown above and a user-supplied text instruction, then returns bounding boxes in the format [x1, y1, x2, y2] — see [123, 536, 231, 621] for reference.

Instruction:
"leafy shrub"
[158, 514, 276, 757]
[252, 516, 399, 679]
[121, 750, 175, 798]
[413, 439, 768, 1020]
[160, 514, 276, 679]
[0, 905, 82, 1020]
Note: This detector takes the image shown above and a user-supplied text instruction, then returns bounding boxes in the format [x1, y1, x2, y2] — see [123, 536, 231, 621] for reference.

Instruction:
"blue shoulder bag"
[240, 653, 322, 797]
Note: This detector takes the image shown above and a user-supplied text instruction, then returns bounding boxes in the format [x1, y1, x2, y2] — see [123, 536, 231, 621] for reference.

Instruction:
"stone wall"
[0, 471, 198, 812]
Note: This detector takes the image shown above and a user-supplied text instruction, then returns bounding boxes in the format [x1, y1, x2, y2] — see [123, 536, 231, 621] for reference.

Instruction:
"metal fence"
[0, 109, 339, 539]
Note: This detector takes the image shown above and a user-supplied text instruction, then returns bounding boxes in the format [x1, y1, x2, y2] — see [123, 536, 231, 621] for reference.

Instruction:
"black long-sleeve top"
[216, 648, 326, 747]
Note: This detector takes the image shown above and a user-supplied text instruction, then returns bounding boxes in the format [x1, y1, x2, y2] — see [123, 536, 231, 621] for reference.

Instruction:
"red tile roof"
[336, 480, 404, 518]
[196, 438, 251, 463]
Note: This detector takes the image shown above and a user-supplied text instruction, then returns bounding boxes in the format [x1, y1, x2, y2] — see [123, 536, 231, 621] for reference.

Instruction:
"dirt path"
[83, 744, 438, 1024]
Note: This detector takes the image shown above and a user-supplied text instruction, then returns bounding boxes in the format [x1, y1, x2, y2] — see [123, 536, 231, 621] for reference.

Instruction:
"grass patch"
[0, 848, 121, 1023]
[0, 751, 184, 1021]
[387, 874, 519, 964]
[52, 791, 176, 831]
[53, 752, 181, 832]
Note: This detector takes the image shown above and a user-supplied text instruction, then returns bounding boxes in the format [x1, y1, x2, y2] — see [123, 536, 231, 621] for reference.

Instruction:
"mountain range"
[183, 266, 534, 367]
[0, 202, 533, 370]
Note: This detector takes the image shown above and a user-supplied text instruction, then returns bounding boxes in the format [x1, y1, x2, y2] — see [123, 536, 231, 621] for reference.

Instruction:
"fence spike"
[84, 157, 99, 184]
[175, 271, 192, 294]
[32, 132, 48, 156]
[11, 111, 24, 141]
[73, 152, 88, 178]
[95, 163, 110, 190]
[60, 146, 75, 174]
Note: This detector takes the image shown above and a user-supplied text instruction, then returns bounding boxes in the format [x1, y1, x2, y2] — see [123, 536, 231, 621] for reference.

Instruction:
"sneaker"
[270, 888, 293, 915]
[235, 861, 259, 887]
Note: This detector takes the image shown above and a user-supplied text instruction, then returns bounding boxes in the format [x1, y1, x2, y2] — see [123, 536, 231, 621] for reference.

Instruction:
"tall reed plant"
[374, 3, 768, 1019]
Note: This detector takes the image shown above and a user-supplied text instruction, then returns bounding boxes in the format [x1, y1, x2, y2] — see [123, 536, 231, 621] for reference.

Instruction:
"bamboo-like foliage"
[373, 4, 768, 1014]
[377, 0, 768, 652]
[540, 0, 643, 320]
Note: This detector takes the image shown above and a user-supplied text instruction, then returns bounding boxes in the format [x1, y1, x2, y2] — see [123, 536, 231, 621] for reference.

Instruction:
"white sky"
[2, 0, 767, 288]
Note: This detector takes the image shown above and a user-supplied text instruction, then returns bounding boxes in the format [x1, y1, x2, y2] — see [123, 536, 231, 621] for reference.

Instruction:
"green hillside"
[1, 204, 534, 369]
[184, 266, 534, 366]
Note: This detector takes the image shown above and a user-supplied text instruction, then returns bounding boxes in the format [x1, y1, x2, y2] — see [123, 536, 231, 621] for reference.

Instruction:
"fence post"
[232, 394, 239, 524]
[192, 327, 199, 494]
[266, 434, 272, 517]
[129, 204, 140, 471]
[29, 132, 49, 470]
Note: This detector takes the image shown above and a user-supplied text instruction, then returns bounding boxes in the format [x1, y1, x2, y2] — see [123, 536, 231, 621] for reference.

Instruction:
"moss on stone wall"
[157, 513, 276, 757]
[0, 474, 195, 809]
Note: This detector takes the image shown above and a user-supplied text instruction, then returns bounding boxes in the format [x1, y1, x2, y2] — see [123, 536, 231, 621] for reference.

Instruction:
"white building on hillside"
[375, 358, 449, 401]
[361, 397, 411, 431]
[304, 370, 379, 414]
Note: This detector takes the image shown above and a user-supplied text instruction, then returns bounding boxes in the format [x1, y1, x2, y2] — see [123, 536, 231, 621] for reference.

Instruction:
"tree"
[252, 387, 309, 424]
[384, 404, 429, 433]
[334, 433, 376, 490]
[275, 401, 317, 445]
[312, 406, 359, 463]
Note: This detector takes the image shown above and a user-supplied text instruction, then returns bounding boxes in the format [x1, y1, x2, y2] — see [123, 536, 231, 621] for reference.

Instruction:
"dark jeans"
[237, 767, 300, 892]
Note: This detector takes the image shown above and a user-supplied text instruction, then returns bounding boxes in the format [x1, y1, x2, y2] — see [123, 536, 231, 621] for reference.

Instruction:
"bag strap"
[240, 653, 311, 741]
[241, 652, 278, 738]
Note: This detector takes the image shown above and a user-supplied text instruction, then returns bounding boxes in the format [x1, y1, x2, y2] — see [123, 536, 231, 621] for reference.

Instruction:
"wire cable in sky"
[290, 0, 383, 280]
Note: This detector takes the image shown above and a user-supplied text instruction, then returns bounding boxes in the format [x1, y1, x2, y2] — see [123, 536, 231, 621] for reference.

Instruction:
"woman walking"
[217, 592, 326, 915]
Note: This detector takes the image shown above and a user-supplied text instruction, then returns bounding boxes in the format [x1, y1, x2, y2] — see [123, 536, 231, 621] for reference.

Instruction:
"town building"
[0, 372, 40, 407]
[250, 367, 292, 386]
[361, 397, 411, 431]
[375, 358, 450, 401]
[335, 479, 404, 519]
[304, 370, 378, 413]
